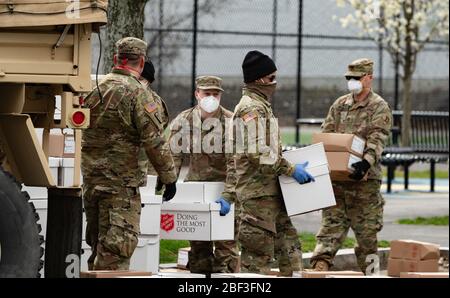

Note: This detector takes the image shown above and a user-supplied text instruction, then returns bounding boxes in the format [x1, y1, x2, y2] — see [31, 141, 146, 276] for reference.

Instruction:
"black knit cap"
[141, 60, 155, 83]
[242, 50, 277, 83]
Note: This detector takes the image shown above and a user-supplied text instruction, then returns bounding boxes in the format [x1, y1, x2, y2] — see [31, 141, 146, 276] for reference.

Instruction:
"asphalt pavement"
[290, 178, 449, 247]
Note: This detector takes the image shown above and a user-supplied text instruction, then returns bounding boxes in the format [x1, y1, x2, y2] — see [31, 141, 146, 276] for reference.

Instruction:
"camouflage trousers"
[311, 180, 385, 273]
[83, 183, 141, 270]
[188, 240, 240, 274]
[189, 206, 241, 274]
[239, 196, 302, 276]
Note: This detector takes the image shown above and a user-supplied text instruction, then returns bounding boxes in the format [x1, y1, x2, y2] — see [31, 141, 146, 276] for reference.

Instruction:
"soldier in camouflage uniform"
[138, 60, 171, 182]
[310, 58, 393, 274]
[232, 51, 315, 276]
[81, 37, 178, 270]
[169, 76, 240, 274]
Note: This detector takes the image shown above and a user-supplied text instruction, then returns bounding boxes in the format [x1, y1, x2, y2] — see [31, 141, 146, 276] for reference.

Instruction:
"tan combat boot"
[313, 260, 329, 271]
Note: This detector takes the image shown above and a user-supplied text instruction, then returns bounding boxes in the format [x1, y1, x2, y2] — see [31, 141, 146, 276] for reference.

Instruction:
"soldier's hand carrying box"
[312, 133, 367, 181]
[279, 143, 336, 216]
[160, 181, 235, 241]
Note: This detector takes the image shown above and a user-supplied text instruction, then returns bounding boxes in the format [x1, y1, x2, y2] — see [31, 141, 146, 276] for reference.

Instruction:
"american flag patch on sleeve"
[144, 102, 157, 114]
[242, 112, 257, 122]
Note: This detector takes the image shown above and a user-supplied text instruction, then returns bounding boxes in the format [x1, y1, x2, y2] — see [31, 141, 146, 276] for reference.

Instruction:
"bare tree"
[102, 0, 149, 74]
[145, 0, 229, 71]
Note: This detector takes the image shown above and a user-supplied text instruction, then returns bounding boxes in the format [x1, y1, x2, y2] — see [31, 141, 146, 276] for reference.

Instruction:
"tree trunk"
[401, 73, 412, 147]
[102, 0, 149, 74]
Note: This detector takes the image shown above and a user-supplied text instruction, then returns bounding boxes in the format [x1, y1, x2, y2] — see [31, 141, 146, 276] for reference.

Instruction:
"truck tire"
[0, 167, 44, 278]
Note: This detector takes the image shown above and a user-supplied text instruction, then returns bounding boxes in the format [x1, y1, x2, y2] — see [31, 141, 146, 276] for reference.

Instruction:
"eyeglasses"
[345, 76, 363, 81]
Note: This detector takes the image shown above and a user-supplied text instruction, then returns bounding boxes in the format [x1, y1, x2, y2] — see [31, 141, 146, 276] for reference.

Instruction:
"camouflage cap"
[195, 75, 224, 92]
[345, 58, 374, 77]
[116, 37, 147, 56]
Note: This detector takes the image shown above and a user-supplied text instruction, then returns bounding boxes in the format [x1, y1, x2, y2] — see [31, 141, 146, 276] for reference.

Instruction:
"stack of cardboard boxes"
[387, 240, 441, 277]
[312, 133, 366, 181]
[47, 131, 77, 187]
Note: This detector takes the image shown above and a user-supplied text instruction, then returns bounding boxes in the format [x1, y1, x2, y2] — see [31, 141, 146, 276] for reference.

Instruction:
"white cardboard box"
[160, 202, 235, 241]
[140, 175, 158, 197]
[279, 143, 336, 216]
[140, 196, 162, 235]
[48, 157, 61, 185]
[129, 235, 160, 274]
[81, 235, 160, 274]
[177, 247, 190, 269]
[170, 181, 224, 204]
[61, 158, 75, 187]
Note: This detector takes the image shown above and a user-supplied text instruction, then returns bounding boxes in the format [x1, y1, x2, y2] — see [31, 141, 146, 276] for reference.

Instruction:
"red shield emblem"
[161, 213, 175, 232]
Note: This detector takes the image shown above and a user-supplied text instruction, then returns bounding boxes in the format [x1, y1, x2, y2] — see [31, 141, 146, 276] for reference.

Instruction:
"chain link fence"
[96, 0, 449, 142]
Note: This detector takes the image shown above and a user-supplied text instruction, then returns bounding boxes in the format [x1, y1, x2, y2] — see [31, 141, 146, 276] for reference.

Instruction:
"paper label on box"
[351, 136, 365, 155]
[64, 135, 75, 154]
[347, 154, 362, 170]
[160, 210, 210, 240]
[177, 250, 189, 267]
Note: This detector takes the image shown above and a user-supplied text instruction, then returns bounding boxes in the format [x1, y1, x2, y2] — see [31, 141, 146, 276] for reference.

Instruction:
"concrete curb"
[160, 247, 449, 272]
[302, 247, 449, 271]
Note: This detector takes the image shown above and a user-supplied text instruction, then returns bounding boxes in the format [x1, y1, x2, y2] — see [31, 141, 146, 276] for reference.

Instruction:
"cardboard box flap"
[390, 240, 440, 260]
[161, 202, 211, 212]
[312, 133, 366, 156]
[141, 194, 162, 205]
[283, 143, 328, 168]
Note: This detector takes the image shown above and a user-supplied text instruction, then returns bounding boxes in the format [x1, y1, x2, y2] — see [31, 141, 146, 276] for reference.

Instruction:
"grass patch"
[160, 233, 391, 263]
[160, 239, 190, 264]
[299, 232, 389, 252]
[281, 131, 312, 145]
[397, 215, 449, 226]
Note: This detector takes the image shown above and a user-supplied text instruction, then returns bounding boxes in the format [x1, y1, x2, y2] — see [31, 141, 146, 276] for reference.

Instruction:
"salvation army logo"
[160, 214, 175, 232]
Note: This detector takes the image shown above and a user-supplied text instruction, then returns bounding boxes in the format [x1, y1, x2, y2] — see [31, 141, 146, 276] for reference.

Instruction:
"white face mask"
[199, 95, 220, 113]
[347, 79, 363, 95]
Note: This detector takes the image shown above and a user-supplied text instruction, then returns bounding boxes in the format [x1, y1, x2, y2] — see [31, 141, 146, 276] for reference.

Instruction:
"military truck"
[0, 0, 107, 277]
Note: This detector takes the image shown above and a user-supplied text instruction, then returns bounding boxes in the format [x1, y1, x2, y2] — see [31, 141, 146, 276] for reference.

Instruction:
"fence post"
[394, 53, 400, 110]
[191, 0, 198, 107]
[157, 0, 164, 94]
[295, 0, 303, 144]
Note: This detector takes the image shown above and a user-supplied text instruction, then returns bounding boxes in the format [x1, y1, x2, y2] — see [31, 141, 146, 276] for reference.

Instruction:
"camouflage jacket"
[139, 86, 171, 178]
[232, 88, 295, 200]
[81, 68, 177, 187]
[169, 106, 237, 202]
[321, 90, 393, 180]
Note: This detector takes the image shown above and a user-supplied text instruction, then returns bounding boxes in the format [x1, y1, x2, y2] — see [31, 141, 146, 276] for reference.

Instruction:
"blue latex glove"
[292, 162, 315, 184]
[215, 197, 231, 216]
